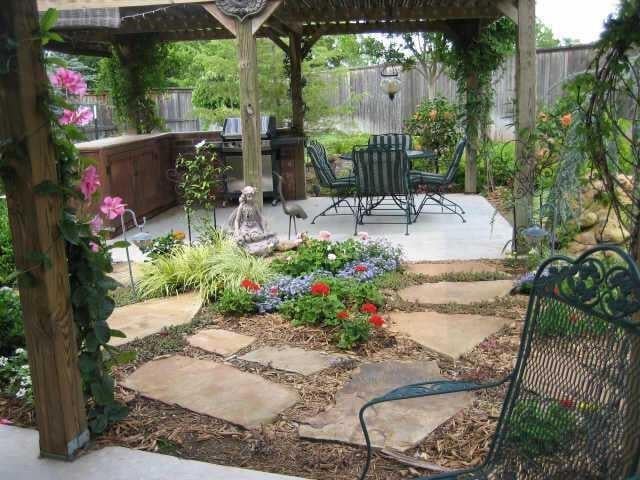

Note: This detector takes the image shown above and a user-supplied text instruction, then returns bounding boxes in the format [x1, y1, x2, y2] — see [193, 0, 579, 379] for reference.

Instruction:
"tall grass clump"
[137, 238, 273, 301]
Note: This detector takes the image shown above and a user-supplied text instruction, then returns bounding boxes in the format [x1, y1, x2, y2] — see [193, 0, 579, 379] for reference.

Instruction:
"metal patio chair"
[306, 140, 355, 224]
[411, 138, 467, 223]
[352, 146, 413, 236]
[369, 133, 439, 172]
[359, 244, 640, 480]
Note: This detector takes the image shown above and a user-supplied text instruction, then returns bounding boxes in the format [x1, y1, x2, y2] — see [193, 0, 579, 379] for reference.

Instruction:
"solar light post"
[119, 209, 153, 297]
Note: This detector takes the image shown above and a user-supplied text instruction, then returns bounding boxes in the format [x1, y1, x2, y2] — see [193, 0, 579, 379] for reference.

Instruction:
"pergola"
[1, 0, 535, 460]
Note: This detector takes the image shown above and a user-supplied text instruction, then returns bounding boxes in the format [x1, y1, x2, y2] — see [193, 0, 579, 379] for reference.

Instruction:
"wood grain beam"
[251, 0, 283, 35]
[38, 0, 210, 11]
[203, 2, 237, 36]
[495, 0, 518, 24]
[264, 29, 289, 53]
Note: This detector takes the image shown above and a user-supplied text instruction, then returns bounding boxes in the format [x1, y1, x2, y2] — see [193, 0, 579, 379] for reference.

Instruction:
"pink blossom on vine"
[89, 242, 100, 253]
[79, 165, 101, 200]
[49, 67, 87, 96]
[100, 196, 126, 220]
[89, 215, 103, 235]
[59, 107, 94, 127]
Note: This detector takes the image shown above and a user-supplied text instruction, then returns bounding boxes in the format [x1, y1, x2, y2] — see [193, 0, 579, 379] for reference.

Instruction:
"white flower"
[15, 388, 26, 399]
[195, 139, 206, 150]
[0, 357, 7, 367]
[14, 348, 25, 355]
[327, 253, 337, 261]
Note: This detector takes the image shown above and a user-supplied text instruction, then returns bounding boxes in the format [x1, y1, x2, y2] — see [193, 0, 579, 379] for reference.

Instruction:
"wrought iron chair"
[359, 244, 640, 480]
[352, 146, 414, 236]
[411, 138, 467, 223]
[368, 133, 413, 150]
[306, 140, 356, 224]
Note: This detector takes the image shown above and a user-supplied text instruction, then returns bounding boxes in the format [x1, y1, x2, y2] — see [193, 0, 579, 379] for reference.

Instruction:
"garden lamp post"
[380, 64, 402, 101]
[120, 209, 152, 297]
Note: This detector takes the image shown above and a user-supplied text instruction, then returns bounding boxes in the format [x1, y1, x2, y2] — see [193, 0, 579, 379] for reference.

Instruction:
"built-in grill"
[219, 116, 279, 202]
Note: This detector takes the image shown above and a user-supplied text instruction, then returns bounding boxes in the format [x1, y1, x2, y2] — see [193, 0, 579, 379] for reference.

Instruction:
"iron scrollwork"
[214, 0, 268, 21]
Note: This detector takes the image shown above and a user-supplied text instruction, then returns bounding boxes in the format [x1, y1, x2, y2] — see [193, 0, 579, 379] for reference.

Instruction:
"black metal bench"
[359, 245, 640, 479]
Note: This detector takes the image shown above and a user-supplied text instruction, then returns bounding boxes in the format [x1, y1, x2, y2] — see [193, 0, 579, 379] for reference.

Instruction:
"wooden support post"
[514, 0, 536, 251]
[0, 0, 89, 459]
[288, 32, 306, 199]
[237, 18, 263, 209]
[465, 71, 480, 194]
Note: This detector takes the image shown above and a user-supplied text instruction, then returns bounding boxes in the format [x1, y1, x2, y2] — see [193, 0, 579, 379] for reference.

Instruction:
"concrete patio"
[112, 194, 512, 263]
[1, 426, 304, 480]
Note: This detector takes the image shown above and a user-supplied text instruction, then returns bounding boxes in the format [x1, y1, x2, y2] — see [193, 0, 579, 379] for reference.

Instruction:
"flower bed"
[219, 236, 403, 349]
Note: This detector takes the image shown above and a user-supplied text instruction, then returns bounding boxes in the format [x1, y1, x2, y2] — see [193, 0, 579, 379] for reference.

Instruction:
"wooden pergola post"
[465, 69, 480, 194]
[514, 0, 536, 250]
[288, 31, 307, 199]
[0, 0, 89, 459]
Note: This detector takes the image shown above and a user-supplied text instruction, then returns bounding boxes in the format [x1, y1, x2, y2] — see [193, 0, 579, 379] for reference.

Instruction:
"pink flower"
[79, 165, 101, 200]
[49, 67, 87, 96]
[100, 196, 126, 220]
[317, 230, 332, 241]
[0, 418, 13, 426]
[89, 242, 100, 253]
[59, 106, 94, 127]
[358, 231, 369, 241]
[89, 215, 103, 235]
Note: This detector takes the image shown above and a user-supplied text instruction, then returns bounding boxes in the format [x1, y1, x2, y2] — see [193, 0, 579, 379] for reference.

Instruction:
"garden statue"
[228, 186, 279, 256]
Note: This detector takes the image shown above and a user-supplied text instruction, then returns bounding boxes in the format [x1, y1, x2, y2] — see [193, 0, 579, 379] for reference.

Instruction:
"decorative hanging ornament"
[380, 64, 402, 100]
[214, 0, 268, 21]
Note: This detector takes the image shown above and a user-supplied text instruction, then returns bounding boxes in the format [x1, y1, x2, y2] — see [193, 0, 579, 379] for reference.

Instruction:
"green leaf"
[59, 217, 80, 245]
[108, 241, 130, 249]
[94, 321, 111, 344]
[109, 328, 127, 339]
[48, 32, 64, 43]
[89, 413, 108, 434]
[91, 377, 115, 405]
[105, 403, 128, 422]
[34, 180, 63, 196]
[40, 9, 59, 33]
[78, 353, 98, 374]
[85, 332, 99, 352]
[112, 350, 137, 365]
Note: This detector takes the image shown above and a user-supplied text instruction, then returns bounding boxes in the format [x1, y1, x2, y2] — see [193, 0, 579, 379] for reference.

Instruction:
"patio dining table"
[339, 148, 439, 173]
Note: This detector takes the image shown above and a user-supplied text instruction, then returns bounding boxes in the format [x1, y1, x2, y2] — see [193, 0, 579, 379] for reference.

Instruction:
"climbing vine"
[97, 37, 167, 134]
[440, 18, 517, 189]
[0, 9, 128, 433]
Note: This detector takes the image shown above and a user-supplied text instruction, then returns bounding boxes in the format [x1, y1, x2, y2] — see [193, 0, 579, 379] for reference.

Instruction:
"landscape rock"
[398, 280, 513, 305]
[239, 346, 349, 375]
[187, 329, 256, 356]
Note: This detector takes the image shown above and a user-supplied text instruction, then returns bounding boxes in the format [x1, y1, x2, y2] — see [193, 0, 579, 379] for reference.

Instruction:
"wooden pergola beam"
[495, 0, 518, 24]
[1, 0, 89, 459]
[37, 0, 210, 10]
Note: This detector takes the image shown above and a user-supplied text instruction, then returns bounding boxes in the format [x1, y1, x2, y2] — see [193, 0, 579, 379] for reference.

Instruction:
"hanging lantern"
[522, 225, 549, 247]
[380, 64, 402, 100]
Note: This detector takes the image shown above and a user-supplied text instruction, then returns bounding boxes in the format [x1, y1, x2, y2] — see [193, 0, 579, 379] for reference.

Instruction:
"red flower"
[310, 282, 331, 296]
[355, 265, 368, 273]
[559, 398, 575, 409]
[360, 303, 378, 314]
[553, 286, 560, 296]
[270, 286, 279, 296]
[369, 315, 384, 328]
[241, 279, 260, 292]
[337, 310, 350, 320]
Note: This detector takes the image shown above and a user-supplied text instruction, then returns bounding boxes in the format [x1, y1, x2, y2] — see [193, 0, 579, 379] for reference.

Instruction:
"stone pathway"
[109, 262, 144, 287]
[108, 292, 202, 347]
[398, 280, 513, 305]
[389, 311, 510, 360]
[123, 355, 299, 429]
[298, 360, 473, 451]
[406, 261, 505, 277]
[187, 329, 256, 357]
[239, 346, 350, 376]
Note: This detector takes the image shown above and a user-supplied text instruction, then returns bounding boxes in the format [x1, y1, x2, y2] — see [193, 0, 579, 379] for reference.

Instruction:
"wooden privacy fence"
[80, 45, 594, 141]
[315, 44, 595, 139]
[78, 88, 201, 140]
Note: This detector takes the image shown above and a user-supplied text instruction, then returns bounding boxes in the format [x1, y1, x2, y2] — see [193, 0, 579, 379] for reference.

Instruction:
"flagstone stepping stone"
[108, 292, 202, 347]
[398, 280, 513, 305]
[238, 346, 349, 375]
[123, 355, 299, 429]
[109, 262, 144, 286]
[389, 311, 510, 359]
[187, 329, 256, 357]
[406, 261, 505, 277]
[298, 360, 472, 451]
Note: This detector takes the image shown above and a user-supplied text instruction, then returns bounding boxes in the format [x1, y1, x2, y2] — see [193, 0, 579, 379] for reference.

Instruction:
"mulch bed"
[0, 259, 529, 480]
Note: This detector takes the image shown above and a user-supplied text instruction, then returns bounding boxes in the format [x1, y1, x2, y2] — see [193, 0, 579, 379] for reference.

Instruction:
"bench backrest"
[488, 245, 640, 478]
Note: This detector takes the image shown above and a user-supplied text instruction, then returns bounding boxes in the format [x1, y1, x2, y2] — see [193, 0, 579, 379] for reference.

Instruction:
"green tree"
[536, 20, 561, 48]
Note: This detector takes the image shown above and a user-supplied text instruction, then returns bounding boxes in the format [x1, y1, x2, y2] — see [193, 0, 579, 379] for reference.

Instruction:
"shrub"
[310, 131, 370, 156]
[337, 316, 372, 349]
[0, 202, 15, 286]
[507, 399, 579, 457]
[0, 348, 33, 404]
[137, 239, 273, 301]
[280, 290, 345, 327]
[405, 96, 460, 160]
[0, 288, 24, 356]
[139, 230, 185, 259]
[216, 288, 256, 316]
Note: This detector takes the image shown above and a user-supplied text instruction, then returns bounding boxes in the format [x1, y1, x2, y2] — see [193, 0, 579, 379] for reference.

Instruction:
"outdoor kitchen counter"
[76, 130, 305, 235]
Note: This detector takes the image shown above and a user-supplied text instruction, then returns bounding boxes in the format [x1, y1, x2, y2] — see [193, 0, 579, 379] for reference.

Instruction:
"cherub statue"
[227, 186, 278, 256]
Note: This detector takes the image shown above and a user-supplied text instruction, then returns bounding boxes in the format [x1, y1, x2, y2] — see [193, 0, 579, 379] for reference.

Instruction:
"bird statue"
[273, 172, 308, 239]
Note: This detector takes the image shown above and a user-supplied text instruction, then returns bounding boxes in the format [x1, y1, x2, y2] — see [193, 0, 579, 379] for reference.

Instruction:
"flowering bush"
[139, 231, 185, 260]
[337, 315, 372, 349]
[0, 349, 33, 405]
[405, 96, 460, 159]
[310, 281, 331, 296]
[216, 287, 256, 316]
[280, 291, 345, 327]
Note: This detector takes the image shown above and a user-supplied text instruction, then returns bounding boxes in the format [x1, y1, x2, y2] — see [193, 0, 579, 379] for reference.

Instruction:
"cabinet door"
[106, 149, 136, 212]
[133, 142, 174, 215]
